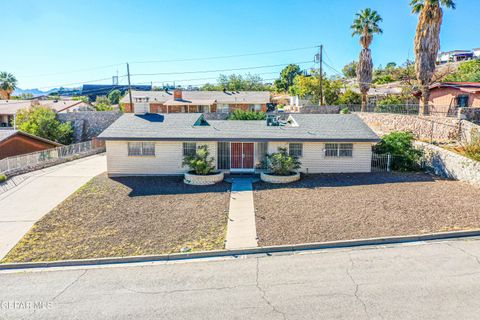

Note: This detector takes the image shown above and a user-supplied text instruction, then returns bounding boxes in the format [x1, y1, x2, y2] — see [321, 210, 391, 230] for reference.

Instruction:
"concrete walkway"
[0, 154, 106, 259]
[225, 178, 258, 249]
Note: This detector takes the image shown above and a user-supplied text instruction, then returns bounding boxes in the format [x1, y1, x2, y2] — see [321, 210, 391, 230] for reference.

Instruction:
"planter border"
[184, 171, 224, 185]
[2, 229, 480, 271]
[260, 172, 300, 184]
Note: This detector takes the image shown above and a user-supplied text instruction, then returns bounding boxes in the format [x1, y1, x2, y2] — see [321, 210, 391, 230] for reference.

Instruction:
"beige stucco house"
[98, 113, 380, 177]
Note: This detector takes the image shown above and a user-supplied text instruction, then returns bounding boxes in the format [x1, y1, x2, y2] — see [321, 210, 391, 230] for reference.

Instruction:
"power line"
[129, 46, 317, 64]
[130, 60, 313, 77]
[19, 63, 125, 78]
[134, 71, 281, 85]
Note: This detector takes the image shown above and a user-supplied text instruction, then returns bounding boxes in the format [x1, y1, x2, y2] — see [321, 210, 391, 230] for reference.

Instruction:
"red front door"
[230, 143, 254, 170]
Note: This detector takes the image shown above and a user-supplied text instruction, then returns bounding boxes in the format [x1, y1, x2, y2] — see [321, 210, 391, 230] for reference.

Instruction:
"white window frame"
[217, 104, 229, 113]
[182, 142, 197, 157]
[288, 143, 303, 157]
[128, 142, 155, 156]
[325, 143, 353, 158]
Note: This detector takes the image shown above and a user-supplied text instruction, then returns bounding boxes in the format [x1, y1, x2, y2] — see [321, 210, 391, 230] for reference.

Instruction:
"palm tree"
[351, 8, 383, 112]
[411, 0, 455, 115]
[0, 72, 18, 99]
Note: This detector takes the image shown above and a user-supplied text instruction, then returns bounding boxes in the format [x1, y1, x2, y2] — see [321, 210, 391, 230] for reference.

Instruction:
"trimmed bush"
[374, 131, 423, 171]
[182, 145, 216, 175]
[262, 147, 301, 176]
[228, 110, 266, 120]
[0, 174, 6, 183]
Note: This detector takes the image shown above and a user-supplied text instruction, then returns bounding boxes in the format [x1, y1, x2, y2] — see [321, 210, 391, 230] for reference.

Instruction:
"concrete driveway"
[0, 154, 106, 259]
[1, 237, 480, 319]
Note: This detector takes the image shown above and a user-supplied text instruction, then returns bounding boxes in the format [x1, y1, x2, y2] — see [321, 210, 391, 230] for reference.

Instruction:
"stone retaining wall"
[355, 112, 460, 142]
[415, 141, 480, 187]
[58, 111, 122, 142]
[458, 107, 480, 124]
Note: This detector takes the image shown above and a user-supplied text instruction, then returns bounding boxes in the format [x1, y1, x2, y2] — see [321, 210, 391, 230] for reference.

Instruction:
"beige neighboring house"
[98, 113, 380, 177]
[121, 89, 271, 114]
[0, 99, 94, 127]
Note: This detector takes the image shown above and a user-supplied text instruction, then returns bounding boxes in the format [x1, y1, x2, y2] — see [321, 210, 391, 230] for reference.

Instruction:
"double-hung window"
[128, 142, 155, 156]
[325, 143, 353, 157]
[182, 142, 197, 157]
[289, 143, 303, 157]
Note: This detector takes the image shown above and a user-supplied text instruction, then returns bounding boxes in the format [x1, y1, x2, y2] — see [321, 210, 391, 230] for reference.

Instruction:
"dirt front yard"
[254, 172, 480, 246]
[2, 174, 230, 263]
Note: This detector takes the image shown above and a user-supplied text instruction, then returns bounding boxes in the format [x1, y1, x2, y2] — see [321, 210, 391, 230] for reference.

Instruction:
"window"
[183, 142, 197, 157]
[254, 104, 262, 111]
[289, 143, 303, 157]
[217, 104, 229, 113]
[128, 142, 155, 156]
[217, 142, 230, 169]
[456, 95, 469, 108]
[325, 143, 353, 157]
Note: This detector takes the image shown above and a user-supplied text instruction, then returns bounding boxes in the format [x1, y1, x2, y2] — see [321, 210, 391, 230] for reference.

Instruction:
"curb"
[1, 229, 480, 270]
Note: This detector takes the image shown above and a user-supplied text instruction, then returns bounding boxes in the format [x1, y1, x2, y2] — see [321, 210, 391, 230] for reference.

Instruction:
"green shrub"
[182, 145, 216, 175]
[340, 107, 350, 114]
[228, 109, 266, 120]
[461, 130, 480, 161]
[374, 131, 423, 171]
[0, 174, 6, 183]
[262, 147, 301, 176]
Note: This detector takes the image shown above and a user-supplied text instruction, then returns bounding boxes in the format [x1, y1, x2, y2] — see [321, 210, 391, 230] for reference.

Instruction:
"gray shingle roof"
[120, 90, 271, 104]
[98, 113, 380, 142]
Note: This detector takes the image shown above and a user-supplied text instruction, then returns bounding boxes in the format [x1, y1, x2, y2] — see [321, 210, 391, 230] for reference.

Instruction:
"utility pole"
[126, 63, 133, 108]
[318, 45, 323, 106]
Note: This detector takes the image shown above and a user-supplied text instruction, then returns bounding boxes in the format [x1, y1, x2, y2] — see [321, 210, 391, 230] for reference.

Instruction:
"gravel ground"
[254, 172, 480, 246]
[2, 174, 230, 263]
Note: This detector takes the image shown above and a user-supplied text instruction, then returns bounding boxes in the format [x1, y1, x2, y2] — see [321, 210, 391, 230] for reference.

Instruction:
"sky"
[2, 0, 479, 90]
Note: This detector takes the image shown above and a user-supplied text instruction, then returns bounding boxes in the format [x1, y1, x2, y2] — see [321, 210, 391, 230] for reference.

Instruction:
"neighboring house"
[81, 84, 152, 102]
[0, 99, 94, 127]
[414, 82, 480, 114]
[121, 89, 271, 114]
[98, 113, 380, 177]
[436, 49, 476, 64]
[0, 130, 61, 160]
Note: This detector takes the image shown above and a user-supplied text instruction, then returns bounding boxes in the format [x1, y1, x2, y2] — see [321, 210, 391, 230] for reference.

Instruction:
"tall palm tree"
[411, 0, 455, 115]
[351, 8, 383, 112]
[0, 72, 18, 99]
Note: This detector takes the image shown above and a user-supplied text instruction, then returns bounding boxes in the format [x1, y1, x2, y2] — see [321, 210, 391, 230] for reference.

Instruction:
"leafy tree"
[374, 131, 423, 171]
[12, 93, 34, 100]
[72, 95, 89, 103]
[274, 64, 303, 93]
[182, 145, 216, 175]
[201, 73, 271, 91]
[342, 61, 358, 78]
[262, 147, 301, 176]
[15, 106, 73, 144]
[411, 0, 456, 115]
[228, 110, 266, 120]
[107, 89, 122, 104]
[444, 60, 480, 82]
[385, 62, 397, 70]
[338, 89, 362, 105]
[351, 8, 383, 112]
[0, 72, 18, 99]
[94, 96, 114, 111]
[290, 71, 343, 105]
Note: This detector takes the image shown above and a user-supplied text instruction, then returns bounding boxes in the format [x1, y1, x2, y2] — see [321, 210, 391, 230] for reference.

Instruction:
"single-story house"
[98, 113, 380, 177]
[414, 82, 480, 114]
[121, 89, 271, 114]
[0, 99, 94, 127]
[0, 130, 61, 160]
[81, 84, 152, 102]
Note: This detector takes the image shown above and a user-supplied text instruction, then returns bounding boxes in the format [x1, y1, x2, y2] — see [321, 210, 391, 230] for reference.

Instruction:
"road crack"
[446, 243, 480, 267]
[346, 254, 370, 319]
[255, 258, 287, 320]
[51, 269, 88, 302]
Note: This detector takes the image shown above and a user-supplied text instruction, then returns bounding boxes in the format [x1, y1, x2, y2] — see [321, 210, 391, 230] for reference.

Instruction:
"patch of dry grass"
[254, 172, 480, 246]
[2, 174, 230, 263]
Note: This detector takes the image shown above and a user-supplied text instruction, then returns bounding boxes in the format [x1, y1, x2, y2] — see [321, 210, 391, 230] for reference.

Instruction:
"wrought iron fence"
[371, 152, 425, 172]
[0, 140, 105, 175]
[339, 104, 456, 117]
